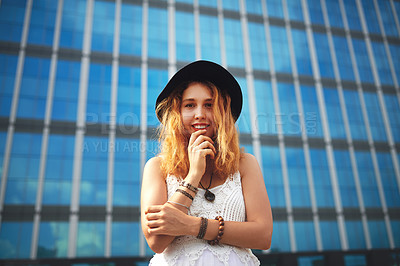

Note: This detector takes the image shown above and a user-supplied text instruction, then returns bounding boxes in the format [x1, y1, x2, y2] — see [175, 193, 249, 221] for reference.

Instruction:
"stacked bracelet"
[208, 216, 225, 245]
[167, 200, 190, 211]
[180, 181, 198, 194]
[176, 188, 194, 201]
[197, 217, 208, 239]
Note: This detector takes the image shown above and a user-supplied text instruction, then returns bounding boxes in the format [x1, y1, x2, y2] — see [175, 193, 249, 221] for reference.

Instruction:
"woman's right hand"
[187, 129, 216, 182]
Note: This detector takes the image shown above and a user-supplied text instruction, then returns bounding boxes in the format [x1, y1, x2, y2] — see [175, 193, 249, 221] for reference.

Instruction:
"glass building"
[0, 0, 399, 265]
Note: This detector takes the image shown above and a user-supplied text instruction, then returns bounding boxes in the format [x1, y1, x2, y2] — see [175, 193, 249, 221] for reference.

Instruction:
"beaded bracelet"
[176, 188, 194, 201]
[180, 181, 198, 194]
[197, 217, 208, 239]
[208, 216, 224, 245]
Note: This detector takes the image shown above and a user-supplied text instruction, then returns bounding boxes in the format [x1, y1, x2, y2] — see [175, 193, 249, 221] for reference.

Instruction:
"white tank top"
[149, 172, 260, 266]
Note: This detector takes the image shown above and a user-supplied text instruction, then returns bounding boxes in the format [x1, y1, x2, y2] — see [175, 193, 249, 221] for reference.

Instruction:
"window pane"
[18, 57, 50, 119]
[117, 66, 141, 127]
[111, 222, 140, 256]
[334, 150, 359, 208]
[37, 222, 69, 258]
[60, 0, 86, 49]
[363, 92, 387, 142]
[383, 94, 400, 142]
[343, 0, 362, 32]
[176, 11, 195, 62]
[81, 136, 108, 206]
[320, 220, 341, 250]
[76, 222, 105, 257]
[148, 8, 168, 59]
[86, 63, 112, 124]
[295, 220, 317, 251]
[254, 80, 277, 135]
[27, 0, 57, 45]
[43, 134, 75, 205]
[6, 133, 42, 204]
[248, 22, 269, 72]
[199, 15, 221, 63]
[301, 86, 323, 138]
[292, 29, 312, 76]
[120, 3, 142, 56]
[262, 146, 285, 207]
[0, 54, 18, 116]
[91, 0, 115, 52]
[286, 147, 310, 207]
[0, 222, 33, 259]
[346, 220, 366, 249]
[355, 151, 381, 207]
[224, 18, 245, 68]
[270, 26, 292, 73]
[0, 0, 26, 42]
[147, 69, 168, 127]
[333, 36, 355, 81]
[310, 149, 334, 207]
[52, 60, 80, 121]
[343, 90, 367, 141]
[277, 83, 301, 136]
[113, 138, 141, 207]
[270, 221, 291, 252]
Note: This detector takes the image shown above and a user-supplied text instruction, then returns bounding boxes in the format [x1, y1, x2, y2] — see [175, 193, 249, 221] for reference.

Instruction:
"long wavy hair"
[156, 81, 241, 179]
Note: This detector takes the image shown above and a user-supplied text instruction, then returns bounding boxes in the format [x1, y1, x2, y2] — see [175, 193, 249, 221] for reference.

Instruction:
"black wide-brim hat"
[155, 60, 243, 122]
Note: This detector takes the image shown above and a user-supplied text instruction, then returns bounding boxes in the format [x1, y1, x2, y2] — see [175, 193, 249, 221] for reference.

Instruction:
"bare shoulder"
[239, 153, 259, 171]
[143, 156, 165, 180]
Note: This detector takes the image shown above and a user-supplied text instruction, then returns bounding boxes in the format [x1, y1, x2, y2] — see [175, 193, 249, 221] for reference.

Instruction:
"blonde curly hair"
[156, 81, 241, 179]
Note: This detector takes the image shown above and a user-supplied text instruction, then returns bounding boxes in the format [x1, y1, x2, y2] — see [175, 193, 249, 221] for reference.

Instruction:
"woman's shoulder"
[144, 156, 166, 179]
[239, 153, 260, 177]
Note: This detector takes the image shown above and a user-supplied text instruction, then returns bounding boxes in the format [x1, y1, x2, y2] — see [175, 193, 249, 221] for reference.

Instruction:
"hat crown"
[156, 60, 243, 122]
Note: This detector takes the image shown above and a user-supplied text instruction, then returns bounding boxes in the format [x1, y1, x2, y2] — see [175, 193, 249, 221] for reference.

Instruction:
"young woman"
[141, 60, 272, 265]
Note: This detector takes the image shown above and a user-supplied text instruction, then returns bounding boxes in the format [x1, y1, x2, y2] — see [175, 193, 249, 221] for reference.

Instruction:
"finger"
[195, 141, 216, 154]
[188, 129, 208, 147]
[147, 219, 162, 228]
[145, 205, 163, 214]
[146, 212, 160, 221]
[191, 135, 214, 149]
[199, 148, 216, 160]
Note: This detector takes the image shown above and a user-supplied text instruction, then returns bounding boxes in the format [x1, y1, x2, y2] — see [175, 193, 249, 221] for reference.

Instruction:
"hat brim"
[155, 60, 243, 122]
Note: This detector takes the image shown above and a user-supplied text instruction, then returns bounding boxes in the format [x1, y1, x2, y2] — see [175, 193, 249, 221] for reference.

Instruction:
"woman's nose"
[194, 106, 206, 119]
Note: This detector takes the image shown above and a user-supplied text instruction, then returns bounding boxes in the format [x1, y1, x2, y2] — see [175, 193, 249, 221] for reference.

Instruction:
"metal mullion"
[283, 0, 323, 252]
[262, 0, 296, 253]
[0, 0, 32, 229]
[105, 0, 121, 258]
[337, 0, 374, 249]
[319, 0, 350, 251]
[355, 0, 396, 249]
[139, 0, 149, 257]
[68, 0, 94, 258]
[31, 0, 64, 259]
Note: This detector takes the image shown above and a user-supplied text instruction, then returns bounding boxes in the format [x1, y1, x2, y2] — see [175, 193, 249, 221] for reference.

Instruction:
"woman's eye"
[205, 103, 212, 108]
[185, 103, 194, 108]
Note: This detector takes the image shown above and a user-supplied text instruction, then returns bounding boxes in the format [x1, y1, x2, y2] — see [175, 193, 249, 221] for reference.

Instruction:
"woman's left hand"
[145, 203, 193, 236]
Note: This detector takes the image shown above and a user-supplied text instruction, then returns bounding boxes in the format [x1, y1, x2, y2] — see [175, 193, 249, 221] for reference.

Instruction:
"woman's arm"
[140, 156, 203, 253]
[140, 157, 176, 253]
[144, 153, 273, 250]
[209, 153, 272, 249]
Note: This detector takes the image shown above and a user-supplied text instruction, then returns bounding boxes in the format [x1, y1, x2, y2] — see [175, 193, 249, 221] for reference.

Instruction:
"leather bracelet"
[176, 188, 194, 201]
[208, 216, 224, 245]
[197, 217, 208, 239]
[180, 181, 198, 194]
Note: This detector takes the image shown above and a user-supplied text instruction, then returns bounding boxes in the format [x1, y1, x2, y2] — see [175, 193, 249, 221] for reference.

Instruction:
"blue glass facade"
[0, 0, 399, 264]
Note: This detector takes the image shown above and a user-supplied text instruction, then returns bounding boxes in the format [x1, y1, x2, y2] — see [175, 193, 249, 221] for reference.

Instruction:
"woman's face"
[180, 82, 216, 139]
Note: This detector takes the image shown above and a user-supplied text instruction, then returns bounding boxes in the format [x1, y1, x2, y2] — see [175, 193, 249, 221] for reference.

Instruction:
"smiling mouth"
[192, 124, 209, 130]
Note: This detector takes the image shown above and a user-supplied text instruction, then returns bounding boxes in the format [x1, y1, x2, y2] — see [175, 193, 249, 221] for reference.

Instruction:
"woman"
[141, 60, 272, 265]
